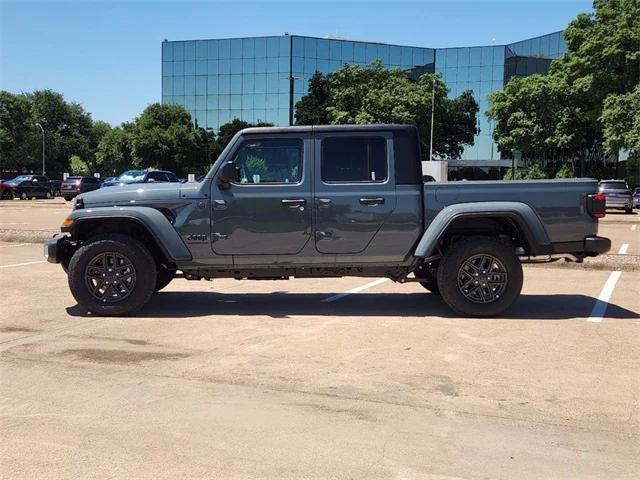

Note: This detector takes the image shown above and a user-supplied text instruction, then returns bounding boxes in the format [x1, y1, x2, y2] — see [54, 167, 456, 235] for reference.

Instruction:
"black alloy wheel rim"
[457, 254, 508, 304]
[85, 252, 137, 303]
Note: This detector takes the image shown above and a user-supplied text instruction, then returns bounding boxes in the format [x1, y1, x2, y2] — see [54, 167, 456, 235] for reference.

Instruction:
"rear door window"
[321, 137, 387, 183]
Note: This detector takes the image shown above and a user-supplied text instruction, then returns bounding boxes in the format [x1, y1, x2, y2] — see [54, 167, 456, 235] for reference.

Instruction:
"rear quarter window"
[321, 136, 387, 183]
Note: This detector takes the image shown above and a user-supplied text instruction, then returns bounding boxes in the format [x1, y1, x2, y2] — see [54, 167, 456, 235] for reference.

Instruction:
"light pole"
[429, 78, 435, 161]
[35, 123, 45, 175]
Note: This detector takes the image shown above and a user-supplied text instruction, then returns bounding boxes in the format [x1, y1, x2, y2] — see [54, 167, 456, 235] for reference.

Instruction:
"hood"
[79, 182, 182, 207]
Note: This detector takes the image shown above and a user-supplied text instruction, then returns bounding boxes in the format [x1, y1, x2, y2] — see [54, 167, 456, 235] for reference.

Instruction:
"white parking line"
[618, 243, 629, 254]
[587, 271, 622, 323]
[0, 260, 46, 269]
[631, 224, 637, 231]
[0, 243, 30, 248]
[321, 278, 390, 303]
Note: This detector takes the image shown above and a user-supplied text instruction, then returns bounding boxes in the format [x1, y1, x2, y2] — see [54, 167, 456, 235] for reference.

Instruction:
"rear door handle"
[359, 197, 385, 206]
[281, 198, 306, 208]
[317, 198, 332, 208]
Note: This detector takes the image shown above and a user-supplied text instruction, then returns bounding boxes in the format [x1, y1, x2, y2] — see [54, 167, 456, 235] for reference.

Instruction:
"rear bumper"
[44, 235, 75, 264]
[550, 235, 611, 257]
[605, 197, 632, 208]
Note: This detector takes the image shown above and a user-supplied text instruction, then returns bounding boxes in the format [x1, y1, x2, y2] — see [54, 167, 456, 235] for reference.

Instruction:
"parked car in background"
[0, 182, 15, 200]
[50, 179, 62, 197]
[633, 187, 640, 209]
[61, 176, 102, 201]
[598, 180, 633, 214]
[1, 175, 55, 200]
[101, 170, 179, 187]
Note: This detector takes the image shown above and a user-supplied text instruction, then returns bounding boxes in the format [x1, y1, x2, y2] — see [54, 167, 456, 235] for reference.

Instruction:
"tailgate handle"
[359, 197, 385, 206]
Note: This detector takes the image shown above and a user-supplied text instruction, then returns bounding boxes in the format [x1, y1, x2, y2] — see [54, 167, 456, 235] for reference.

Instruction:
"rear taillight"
[75, 180, 81, 186]
[587, 193, 606, 218]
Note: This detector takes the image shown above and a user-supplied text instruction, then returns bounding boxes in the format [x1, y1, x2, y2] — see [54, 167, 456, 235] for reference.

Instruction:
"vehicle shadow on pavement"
[66, 292, 639, 320]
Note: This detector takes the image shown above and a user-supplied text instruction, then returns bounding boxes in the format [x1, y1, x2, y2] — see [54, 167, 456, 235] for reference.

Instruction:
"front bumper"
[44, 235, 75, 264]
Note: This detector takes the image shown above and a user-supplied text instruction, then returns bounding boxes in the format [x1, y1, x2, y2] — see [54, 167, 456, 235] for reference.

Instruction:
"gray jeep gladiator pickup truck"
[45, 125, 610, 317]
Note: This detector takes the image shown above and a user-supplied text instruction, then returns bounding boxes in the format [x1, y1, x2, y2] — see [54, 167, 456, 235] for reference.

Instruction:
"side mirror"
[218, 161, 237, 187]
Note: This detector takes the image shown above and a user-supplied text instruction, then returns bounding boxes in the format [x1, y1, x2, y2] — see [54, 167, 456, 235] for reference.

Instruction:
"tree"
[212, 118, 273, 160]
[95, 125, 137, 176]
[601, 84, 640, 155]
[294, 72, 330, 125]
[487, 0, 640, 171]
[69, 155, 88, 174]
[0, 91, 33, 172]
[294, 61, 479, 160]
[129, 103, 203, 176]
[554, 164, 575, 178]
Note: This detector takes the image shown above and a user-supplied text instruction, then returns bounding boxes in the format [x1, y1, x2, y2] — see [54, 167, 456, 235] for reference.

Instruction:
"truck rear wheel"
[67, 234, 157, 316]
[437, 237, 522, 317]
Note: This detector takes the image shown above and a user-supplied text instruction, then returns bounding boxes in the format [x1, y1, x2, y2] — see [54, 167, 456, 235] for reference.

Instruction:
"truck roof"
[240, 124, 417, 135]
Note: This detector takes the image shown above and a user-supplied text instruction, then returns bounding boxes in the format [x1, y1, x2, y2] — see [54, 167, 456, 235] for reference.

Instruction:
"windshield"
[599, 181, 628, 190]
[9, 175, 33, 183]
[116, 170, 145, 183]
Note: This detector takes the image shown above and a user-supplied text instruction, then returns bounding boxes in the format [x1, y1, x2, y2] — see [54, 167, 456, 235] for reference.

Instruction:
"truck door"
[313, 131, 396, 254]
[210, 133, 312, 256]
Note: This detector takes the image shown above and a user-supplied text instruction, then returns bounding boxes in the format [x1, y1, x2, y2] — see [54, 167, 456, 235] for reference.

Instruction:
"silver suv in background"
[598, 180, 633, 214]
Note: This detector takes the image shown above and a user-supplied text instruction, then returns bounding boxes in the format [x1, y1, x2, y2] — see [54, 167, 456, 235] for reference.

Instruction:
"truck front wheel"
[437, 237, 522, 317]
[67, 234, 157, 315]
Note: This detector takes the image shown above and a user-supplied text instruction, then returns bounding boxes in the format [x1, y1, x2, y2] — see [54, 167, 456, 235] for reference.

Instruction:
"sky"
[1, 0, 593, 126]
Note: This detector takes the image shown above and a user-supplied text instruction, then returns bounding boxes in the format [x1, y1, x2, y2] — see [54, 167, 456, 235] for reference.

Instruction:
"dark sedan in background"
[598, 180, 633, 214]
[0, 175, 54, 200]
[61, 176, 102, 201]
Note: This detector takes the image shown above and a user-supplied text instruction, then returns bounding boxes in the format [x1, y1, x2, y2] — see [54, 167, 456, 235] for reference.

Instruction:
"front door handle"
[212, 200, 227, 210]
[281, 198, 306, 208]
[359, 197, 385, 206]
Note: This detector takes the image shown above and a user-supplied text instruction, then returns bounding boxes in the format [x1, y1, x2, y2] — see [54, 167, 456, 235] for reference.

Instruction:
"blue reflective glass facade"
[162, 32, 565, 163]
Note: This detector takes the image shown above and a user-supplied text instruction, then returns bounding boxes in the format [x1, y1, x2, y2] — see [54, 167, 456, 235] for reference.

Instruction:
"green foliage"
[523, 164, 548, 180]
[244, 155, 267, 178]
[95, 125, 137, 176]
[0, 89, 95, 175]
[602, 84, 640, 155]
[487, 0, 640, 162]
[128, 103, 202, 175]
[294, 72, 330, 125]
[554, 164, 575, 178]
[294, 61, 479, 159]
[69, 155, 88, 174]
[502, 168, 525, 180]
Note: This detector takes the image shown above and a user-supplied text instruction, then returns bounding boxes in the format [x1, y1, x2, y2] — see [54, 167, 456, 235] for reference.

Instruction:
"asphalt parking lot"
[1, 199, 639, 479]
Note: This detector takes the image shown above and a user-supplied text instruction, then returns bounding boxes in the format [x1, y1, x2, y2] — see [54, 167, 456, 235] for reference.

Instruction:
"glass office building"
[161, 32, 565, 171]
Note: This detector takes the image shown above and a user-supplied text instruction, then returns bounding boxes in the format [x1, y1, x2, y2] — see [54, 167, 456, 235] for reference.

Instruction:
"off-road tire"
[437, 236, 522, 317]
[64, 196, 72, 201]
[68, 234, 157, 316]
[155, 267, 175, 292]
